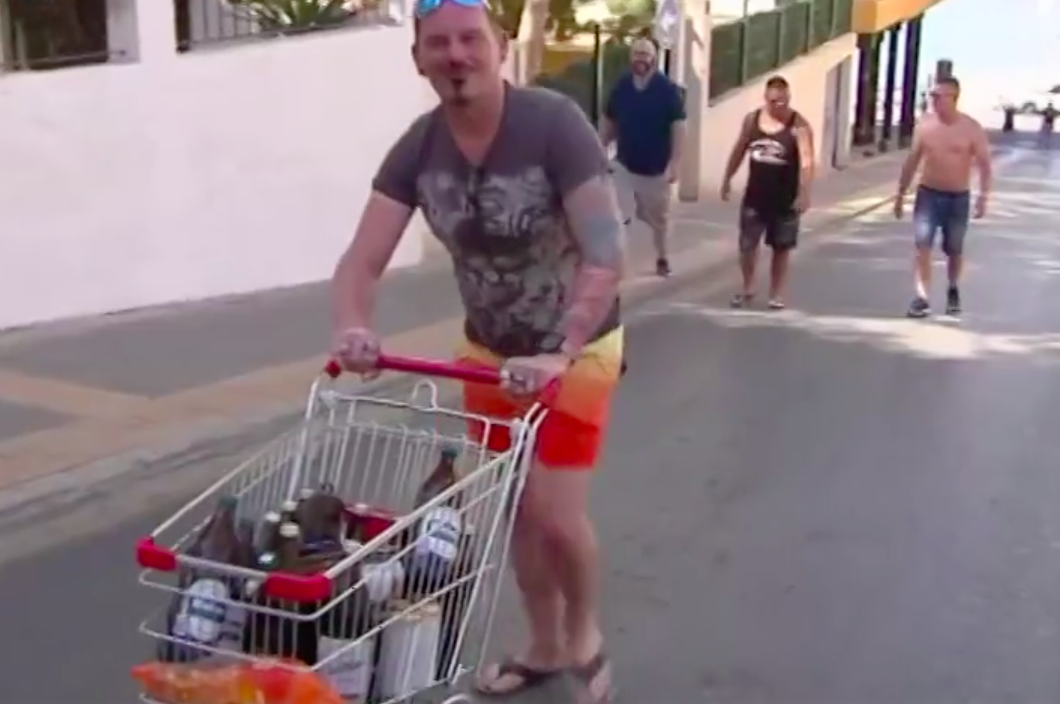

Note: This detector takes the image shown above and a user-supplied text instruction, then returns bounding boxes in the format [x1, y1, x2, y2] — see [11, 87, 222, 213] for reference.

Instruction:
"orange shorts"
[457, 328, 624, 469]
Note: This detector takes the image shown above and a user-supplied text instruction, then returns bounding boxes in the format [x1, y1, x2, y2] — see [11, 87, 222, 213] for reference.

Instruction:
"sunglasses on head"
[414, 0, 491, 18]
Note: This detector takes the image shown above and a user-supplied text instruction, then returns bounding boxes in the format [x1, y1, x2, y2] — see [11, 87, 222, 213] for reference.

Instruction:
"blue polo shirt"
[606, 71, 686, 177]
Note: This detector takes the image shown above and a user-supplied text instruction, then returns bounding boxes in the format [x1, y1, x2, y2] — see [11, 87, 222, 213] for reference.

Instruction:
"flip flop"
[474, 658, 561, 697]
[569, 651, 615, 704]
[730, 292, 755, 309]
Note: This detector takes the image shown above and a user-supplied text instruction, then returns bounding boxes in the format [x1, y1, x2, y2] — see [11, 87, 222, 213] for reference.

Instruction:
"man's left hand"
[666, 164, 680, 184]
[795, 190, 811, 213]
[973, 194, 988, 219]
[501, 354, 571, 399]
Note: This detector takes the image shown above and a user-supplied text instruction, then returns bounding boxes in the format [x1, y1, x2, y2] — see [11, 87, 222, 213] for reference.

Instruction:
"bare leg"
[946, 253, 963, 288]
[476, 504, 565, 692]
[651, 222, 668, 261]
[735, 213, 765, 304]
[914, 247, 932, 299]
[530, 467, 611, 701]
[740, 247, 758, 296]
[643, 183, 671, 275]
[768, 249, 791, 302]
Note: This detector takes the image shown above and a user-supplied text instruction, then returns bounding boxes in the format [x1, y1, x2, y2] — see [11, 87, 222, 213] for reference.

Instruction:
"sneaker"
[906, 296, 930, 318]
[945, 287, 962, 315]
[656, 258, 671, 277]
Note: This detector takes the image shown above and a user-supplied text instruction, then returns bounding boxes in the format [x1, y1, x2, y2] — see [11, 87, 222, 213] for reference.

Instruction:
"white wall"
[696, 34, 857, 194]
[710, 0, 780, 20]
[0, 0, 432, 330]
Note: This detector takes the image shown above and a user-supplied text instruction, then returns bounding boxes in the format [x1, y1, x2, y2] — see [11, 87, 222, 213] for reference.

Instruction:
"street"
[1, 145, 1059, 703]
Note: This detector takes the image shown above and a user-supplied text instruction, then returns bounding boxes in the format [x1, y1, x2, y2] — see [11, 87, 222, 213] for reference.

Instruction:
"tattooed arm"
[558, 177, 625, 355]
[543, 93, 626, 357]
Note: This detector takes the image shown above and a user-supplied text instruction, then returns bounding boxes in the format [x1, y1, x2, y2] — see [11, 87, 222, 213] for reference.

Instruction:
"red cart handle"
[324, 355, 503, 385]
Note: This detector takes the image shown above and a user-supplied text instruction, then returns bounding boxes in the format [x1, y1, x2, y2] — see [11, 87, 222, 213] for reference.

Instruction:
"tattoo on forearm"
[565, 176, 625, 270]
[560, 266, 621, 352]
[560, 176, 624, 350]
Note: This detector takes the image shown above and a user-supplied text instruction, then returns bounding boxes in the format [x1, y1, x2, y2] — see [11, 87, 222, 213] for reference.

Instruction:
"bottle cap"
[280, 522, 300, 539]
[263, 511, 281, 523]
[440, 443, 460, 460]
[299, 488, 315, 499]
[281, 499, 298, 511]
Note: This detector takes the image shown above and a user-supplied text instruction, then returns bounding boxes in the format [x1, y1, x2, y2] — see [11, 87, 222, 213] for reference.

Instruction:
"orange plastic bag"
[131, 659, 343, 704]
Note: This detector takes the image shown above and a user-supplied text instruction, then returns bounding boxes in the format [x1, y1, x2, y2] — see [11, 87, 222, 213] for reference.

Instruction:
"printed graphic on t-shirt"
[749, 137, 790, 166]
[416, 166, 581, 356]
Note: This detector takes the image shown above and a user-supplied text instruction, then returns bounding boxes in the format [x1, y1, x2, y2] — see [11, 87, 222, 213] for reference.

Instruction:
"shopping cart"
[134, 355, 551, 704]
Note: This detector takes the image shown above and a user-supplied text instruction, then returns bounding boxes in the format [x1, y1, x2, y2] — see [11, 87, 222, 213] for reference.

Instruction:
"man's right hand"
[332, 326, 381, 376]
[893, 195, 905, 219]
[720, 180, 732, 201]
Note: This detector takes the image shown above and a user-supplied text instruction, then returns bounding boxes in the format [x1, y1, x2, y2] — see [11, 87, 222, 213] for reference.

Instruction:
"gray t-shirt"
[372, 85, 621, 358]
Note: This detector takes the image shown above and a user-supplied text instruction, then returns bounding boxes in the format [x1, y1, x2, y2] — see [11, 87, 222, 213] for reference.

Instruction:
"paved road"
[2, 147, 1059, 704]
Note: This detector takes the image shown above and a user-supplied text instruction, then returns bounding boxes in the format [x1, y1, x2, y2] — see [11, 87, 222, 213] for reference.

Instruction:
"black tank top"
[742, 109, 801, 214]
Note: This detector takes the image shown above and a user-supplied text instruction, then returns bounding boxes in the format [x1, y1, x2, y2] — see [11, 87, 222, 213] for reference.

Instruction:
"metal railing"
[709, 0, 853, 100]
[174, 0, 394, 51]
[0, 0, 119, 71]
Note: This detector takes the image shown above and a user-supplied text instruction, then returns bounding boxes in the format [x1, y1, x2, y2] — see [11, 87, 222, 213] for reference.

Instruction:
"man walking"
[331, 2, 622, 702]
[720, 76, 815, 309]
[1039, 101, 1056, 149]
[600, 37, 686, 277]
[895, 75, 992, 318]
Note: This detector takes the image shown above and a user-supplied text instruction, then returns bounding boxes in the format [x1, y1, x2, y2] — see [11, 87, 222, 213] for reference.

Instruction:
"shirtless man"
[895, 76, 992, 318]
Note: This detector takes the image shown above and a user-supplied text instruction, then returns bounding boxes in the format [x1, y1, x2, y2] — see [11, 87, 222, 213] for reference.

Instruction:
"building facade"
[0, 0, 433, 330]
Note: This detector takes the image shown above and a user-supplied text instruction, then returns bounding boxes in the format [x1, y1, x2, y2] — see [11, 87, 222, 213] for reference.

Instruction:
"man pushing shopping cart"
[330, 2, 619, 699]
[330, 1, 625, 702]
[131, 2, 624, 703]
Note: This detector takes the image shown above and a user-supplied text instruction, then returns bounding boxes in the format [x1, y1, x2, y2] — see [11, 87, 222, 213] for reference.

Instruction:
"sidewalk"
[0, 152, 905, 497]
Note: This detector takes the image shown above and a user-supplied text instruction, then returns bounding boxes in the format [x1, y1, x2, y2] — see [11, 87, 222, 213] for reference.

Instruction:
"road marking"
[0, 368, 148, 419]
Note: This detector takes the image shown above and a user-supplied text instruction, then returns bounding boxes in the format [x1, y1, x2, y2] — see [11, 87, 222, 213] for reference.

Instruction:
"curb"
[0, 191, 895, 514]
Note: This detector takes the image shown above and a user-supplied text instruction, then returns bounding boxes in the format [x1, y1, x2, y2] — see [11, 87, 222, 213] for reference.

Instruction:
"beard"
[447, 77, 470, 106]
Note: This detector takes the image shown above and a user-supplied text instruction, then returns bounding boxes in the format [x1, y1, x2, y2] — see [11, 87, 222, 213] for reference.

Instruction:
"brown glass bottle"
[416, 445, 461, 508]
[193, 495, 242, 564]
[296, 486, 347, 547]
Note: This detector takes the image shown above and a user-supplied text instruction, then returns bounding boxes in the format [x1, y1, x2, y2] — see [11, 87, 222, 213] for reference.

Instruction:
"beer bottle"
[254, 512, 283, 565]
[199, 495, 243, 564]
[279, 499, 299, 525]
[297, 486, 347, 548]
[234, 518, 257, 568]
[405, 446, 464, 599]
[161, 495, 244, 661]
[277, 522, 303, 570]
[416, 445, 461, 508]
